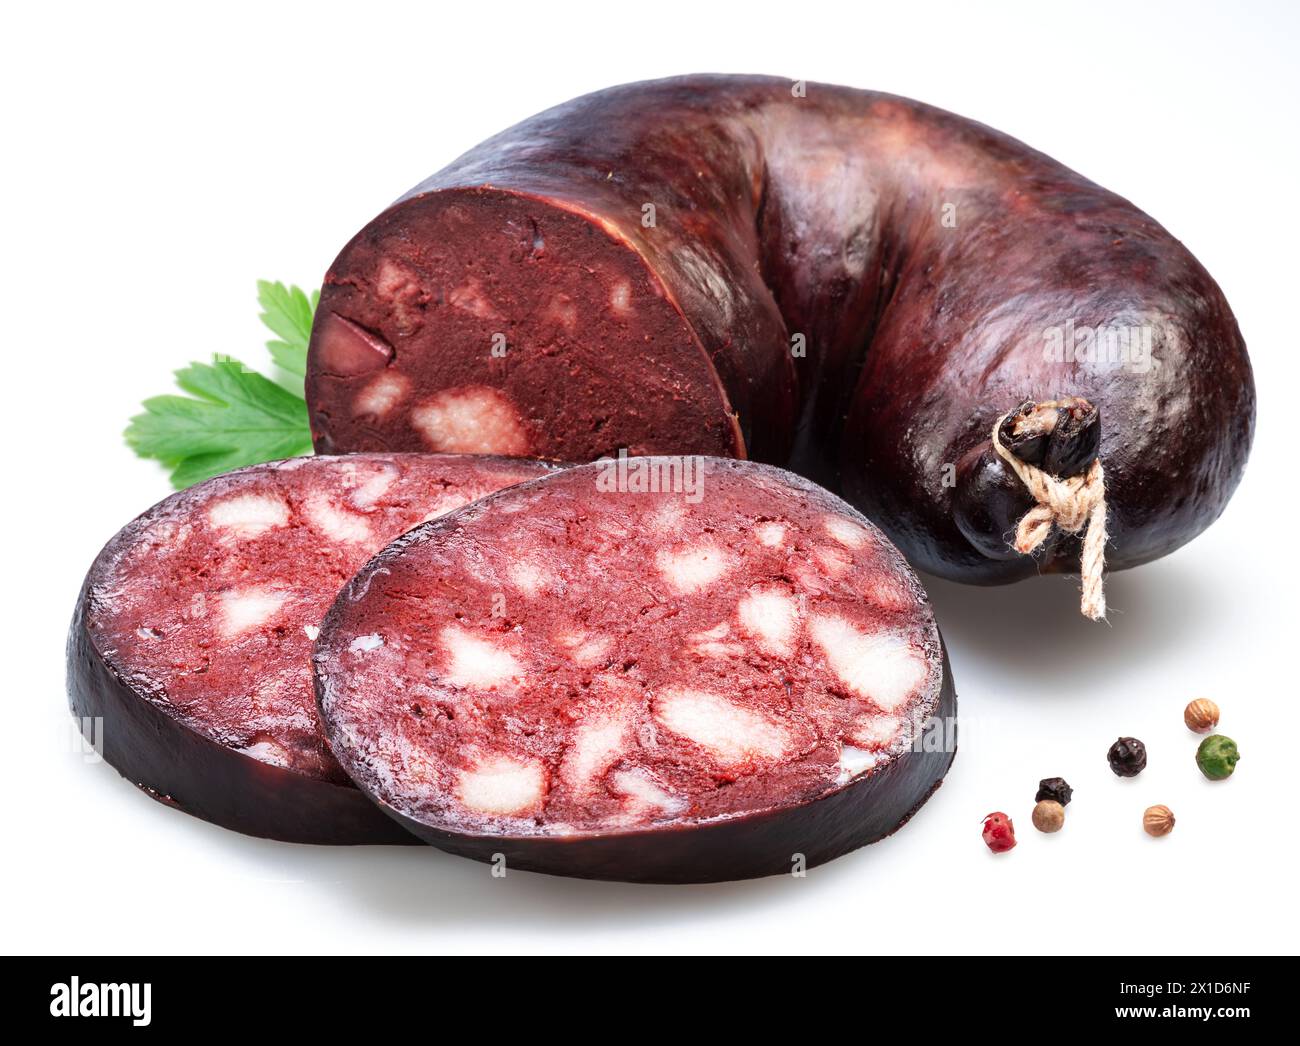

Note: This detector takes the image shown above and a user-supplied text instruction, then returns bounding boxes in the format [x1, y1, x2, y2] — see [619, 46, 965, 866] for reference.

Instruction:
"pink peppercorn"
[982, 812, 1017, 854]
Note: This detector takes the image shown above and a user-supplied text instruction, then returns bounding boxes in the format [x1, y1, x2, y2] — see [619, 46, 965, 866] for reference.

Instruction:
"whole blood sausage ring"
[307, 75, 1255, 609]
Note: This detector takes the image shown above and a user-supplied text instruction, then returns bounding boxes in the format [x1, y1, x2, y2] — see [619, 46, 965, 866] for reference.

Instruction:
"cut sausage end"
[308, 188, 746, 462]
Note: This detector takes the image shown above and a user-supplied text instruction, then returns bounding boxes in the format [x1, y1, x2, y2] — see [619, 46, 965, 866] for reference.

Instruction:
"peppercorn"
[981, 812, 1016, 853]
[1184, 698, 1220, 734]
[1143, 805, 1175, 837]
[1032, 799, 1065, 833]
[1107, 736, 1147, 777]
[1035, 776, 1073, 806]
[1196, 734, 1240, 781]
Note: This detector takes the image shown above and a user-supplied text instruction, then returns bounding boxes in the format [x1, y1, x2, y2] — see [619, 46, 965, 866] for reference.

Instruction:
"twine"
[991, 412, 1108, 620]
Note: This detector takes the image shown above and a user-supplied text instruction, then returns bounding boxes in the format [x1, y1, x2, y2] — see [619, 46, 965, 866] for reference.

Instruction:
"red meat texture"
[82, 454, 552, 784]
[316, 459, 945, 836]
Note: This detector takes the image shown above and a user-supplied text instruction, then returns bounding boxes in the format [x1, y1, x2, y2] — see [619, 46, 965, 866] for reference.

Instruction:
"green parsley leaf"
[125, 358, 315, 489]
[126, 281, 321, 488]
[257, 279, 320, 392]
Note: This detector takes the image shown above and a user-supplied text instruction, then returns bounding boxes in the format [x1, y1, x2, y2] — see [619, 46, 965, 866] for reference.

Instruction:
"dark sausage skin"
[306, 75, 1254, 585]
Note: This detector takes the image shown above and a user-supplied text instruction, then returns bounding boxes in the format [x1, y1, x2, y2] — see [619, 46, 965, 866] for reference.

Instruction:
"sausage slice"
[314, 457, 955, 881]
[67, 454, 556, 843]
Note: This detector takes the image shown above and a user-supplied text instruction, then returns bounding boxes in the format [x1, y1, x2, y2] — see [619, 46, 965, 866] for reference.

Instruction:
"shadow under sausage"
[88, 748, 912, 930]
[355, 801, 950, 925]
[919, 555, 1211, 691]
[189, 832, 889, 931]
[194, 792, 943, 931]
[331, 846, 793, 924]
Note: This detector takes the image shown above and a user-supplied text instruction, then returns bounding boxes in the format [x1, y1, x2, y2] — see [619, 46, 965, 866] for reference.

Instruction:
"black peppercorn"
[1036, 776, 1073, 806]
[1107, 737, 1147, 777]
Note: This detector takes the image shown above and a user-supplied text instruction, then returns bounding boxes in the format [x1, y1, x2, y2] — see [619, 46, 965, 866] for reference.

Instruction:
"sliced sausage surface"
[68, 453, 556, 843]
[314, 457, 955, 881]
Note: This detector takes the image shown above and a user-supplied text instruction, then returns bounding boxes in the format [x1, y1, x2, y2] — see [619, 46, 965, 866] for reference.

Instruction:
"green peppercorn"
[1196, 734, 1240, 781]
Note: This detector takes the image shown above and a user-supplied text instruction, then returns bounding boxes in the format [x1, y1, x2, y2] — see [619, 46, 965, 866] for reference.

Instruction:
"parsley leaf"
[125, 360, 315, 488]
[257, 280, 320, 392]
[125, 281, 320, 489]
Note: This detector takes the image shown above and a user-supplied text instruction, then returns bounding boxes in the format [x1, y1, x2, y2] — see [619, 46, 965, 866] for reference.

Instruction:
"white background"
[3, 0, 1296, 955]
